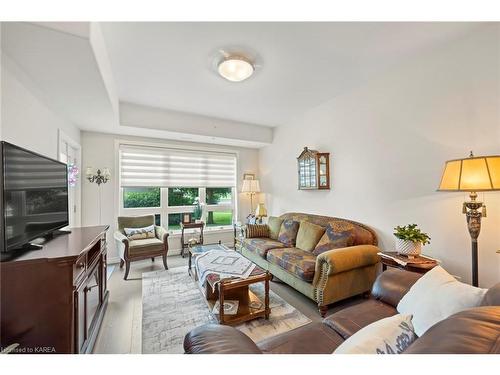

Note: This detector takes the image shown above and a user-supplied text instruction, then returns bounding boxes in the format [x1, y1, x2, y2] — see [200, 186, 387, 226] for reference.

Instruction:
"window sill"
[167, 227, 234, 237]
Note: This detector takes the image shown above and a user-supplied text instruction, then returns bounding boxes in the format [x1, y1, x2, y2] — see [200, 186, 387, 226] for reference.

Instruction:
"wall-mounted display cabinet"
[297, 147, 330, 190]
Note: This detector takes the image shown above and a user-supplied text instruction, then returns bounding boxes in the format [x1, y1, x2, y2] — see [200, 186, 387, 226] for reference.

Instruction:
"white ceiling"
[100, 22, 484, 127]
[2, 22, 487, 148]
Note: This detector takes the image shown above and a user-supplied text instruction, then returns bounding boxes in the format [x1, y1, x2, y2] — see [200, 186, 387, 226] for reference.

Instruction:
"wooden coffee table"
[190, 244, 271, 325]
[203, 267, 271, 325]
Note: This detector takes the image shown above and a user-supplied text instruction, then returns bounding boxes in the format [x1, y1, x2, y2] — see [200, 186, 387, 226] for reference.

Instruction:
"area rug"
[142, 266, 312, 354]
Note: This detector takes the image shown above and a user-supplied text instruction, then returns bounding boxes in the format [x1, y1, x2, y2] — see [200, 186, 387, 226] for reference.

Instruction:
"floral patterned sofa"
[237, 212, 380, 316]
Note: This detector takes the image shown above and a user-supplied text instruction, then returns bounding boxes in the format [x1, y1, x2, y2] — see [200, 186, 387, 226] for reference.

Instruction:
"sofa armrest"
[114, 231, 129, 260]
[371, 268, 422, 307]
[184, 324, 262, 354]
[155, 225, 169, 243]
[313, 245, 380, 285]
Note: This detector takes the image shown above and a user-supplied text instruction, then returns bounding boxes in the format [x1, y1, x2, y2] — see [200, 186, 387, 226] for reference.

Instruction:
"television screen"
[1, 142, 69, 252]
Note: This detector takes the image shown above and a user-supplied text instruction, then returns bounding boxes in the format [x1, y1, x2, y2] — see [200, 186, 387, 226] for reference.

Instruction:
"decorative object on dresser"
[393, 224, 431, 257]
[180, 221, 204, 258]
[0, 226, 109, 354]
[378, 251, 439, 274]
[297, 147, 330, 190]
[241, 177, 261, 221]
[437, 152, 500, 286]
[114, 215, 169, 280]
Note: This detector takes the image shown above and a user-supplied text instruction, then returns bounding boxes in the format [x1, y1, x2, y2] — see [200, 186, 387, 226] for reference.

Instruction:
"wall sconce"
[86, 167, 111, 186]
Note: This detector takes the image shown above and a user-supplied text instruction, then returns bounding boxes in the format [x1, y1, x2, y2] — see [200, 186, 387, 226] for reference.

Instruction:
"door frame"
[58, 129, 82, 227]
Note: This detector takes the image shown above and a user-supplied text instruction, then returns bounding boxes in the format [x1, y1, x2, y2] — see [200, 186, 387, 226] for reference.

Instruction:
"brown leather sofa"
[184, 269, 500, 354]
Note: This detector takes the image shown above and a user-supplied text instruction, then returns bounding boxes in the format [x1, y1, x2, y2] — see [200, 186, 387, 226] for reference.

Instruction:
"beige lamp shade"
[255, 203, 267, 218]
[438, 155, 500, 192]
[241, 179, 261, 193]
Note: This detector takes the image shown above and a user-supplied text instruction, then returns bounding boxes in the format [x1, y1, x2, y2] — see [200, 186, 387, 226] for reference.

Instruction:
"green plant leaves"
[393, 224, 431, 245]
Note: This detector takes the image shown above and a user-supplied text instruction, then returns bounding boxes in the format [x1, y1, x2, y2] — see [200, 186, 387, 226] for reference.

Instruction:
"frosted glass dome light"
[217, 57, 254, 82]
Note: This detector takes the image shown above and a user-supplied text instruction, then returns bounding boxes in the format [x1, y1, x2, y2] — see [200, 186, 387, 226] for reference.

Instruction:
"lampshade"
[255, 203, 267, 218]
[438, 155, 500, 192]
[241, 179, 261, 193]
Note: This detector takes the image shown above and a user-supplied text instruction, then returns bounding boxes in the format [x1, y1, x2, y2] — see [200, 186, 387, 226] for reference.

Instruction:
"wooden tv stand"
[0, 226, 109, 354]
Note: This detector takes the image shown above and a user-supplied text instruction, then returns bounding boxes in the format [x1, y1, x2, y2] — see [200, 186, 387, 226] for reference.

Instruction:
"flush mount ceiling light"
[217, 56, 255, 82]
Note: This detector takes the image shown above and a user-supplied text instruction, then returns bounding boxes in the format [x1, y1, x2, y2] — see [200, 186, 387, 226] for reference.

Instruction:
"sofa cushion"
[405, 307, 500, 354]
[296, 221, 325, 252]
[397, 266, 487, 336]
[313, 221, 355, 256]
[246, 224, 269, 238]
[278, 219, 300, 246]
[258, 322, 344, 354]
[129, 237, 163, 255]
[124, 224, 155, 240]
[268, 216, 284, 240]
[266, 247, 316, 282]
[333, 314, 417, 354]
[323, 299, 397, 339]
[242, 238, 286, 258]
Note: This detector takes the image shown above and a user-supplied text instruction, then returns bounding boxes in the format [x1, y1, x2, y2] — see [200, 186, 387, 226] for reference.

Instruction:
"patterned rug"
[142, 266, 312, 354]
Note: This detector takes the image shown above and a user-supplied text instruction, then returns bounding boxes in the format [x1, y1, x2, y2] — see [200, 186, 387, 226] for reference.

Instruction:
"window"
[168, 188, 198, 206]
[123, 187, 160, 208]
[119, 144, 237, 232]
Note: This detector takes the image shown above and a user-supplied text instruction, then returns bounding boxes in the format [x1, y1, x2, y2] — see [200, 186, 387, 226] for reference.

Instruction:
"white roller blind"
[120, 145, 237, 188]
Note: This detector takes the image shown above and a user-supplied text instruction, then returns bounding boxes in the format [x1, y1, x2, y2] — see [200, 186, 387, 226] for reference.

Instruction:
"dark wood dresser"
[0, 226, 109, 354]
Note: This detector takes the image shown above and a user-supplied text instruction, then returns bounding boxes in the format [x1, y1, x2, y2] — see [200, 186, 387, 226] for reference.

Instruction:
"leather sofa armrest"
[155, 225, 169, 243]
[313, 245, 380, 285]
[371, 268, 422, 307]
[184, 324, 262, 354]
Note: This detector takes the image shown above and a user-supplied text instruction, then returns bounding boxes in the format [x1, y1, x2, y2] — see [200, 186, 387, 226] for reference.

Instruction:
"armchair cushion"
[266, 247, 316, 282]
[117, 214, 155, 232]
[124, 224, 155, 240]
[129, 238, 163, 256]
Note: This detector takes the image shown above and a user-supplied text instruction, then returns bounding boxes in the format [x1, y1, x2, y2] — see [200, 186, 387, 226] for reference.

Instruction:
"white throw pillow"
[397, 266, 487, 336]
[124, 224, 156, 240]
[334, 314, 416, 354]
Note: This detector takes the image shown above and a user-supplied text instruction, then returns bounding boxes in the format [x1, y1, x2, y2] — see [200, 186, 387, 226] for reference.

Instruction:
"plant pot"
[395, 239, 422, 257]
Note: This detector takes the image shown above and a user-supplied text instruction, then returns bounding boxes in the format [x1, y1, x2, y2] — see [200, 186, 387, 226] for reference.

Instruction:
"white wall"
[260, 24, 500, 287]
[81, 131, 260, 263]
[1, 53, 81, 159]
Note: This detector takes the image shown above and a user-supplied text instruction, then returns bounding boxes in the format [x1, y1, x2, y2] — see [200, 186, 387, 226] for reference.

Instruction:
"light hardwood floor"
[93, 255, 364, 353]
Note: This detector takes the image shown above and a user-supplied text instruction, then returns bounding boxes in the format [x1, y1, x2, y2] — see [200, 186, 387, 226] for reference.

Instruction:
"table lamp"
[437, 152, 500, 286]
[255, 203, 268, 224]
[241, 179, 261, 213]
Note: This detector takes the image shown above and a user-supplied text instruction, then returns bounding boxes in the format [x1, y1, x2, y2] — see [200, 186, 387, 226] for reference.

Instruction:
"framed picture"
[182, 213, 192, 224]
[243, 173, 255, 180]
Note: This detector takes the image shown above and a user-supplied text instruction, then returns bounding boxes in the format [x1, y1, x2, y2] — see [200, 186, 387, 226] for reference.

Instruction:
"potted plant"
[393, 224, 431, 257]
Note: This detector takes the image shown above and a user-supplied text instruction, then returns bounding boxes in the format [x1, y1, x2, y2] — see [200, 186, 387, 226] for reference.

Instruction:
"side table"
[379, 251, 439, 274]
[181, 222, 204, 258]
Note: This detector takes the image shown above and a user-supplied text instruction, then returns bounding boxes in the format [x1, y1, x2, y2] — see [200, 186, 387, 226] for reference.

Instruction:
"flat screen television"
[0, 141, 69, 252]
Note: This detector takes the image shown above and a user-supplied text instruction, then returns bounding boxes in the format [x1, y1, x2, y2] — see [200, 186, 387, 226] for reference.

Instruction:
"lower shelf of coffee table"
[205, 286, 270, 326]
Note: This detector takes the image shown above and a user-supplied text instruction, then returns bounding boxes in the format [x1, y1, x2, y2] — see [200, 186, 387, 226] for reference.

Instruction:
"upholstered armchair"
[114, 215, 169, 280]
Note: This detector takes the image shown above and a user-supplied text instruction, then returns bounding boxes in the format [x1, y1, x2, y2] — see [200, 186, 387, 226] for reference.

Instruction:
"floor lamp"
[437, 152, 500, 287]
[241, 178, 260, 217]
